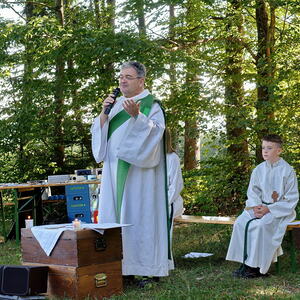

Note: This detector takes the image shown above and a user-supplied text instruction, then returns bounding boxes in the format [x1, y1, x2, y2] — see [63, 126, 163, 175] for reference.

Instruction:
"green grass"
[1, 224, 300, 300]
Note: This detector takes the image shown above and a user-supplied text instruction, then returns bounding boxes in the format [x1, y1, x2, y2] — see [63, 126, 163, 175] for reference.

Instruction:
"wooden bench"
[174, 215, 300, 272]
[175, 215, 236, 225]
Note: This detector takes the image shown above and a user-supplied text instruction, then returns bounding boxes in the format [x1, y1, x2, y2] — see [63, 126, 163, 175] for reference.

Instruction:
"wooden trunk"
[21, 228, 122, 266]
[21, 227, 123, 299]
[25, 261, 122, 300]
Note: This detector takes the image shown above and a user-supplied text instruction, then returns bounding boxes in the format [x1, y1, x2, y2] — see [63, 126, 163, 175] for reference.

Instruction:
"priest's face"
[262, 141, 282, 163]
[119, 67, 145, 98]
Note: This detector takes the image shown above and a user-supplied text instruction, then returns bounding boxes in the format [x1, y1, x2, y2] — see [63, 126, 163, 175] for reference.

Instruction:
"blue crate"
[65, 184, 89, 195]
[67, 208, 91, 223]
[65, 185, 91, 223]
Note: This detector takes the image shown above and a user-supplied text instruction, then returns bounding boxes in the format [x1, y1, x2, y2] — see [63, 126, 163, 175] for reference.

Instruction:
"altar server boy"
[226, 134, 299, 278]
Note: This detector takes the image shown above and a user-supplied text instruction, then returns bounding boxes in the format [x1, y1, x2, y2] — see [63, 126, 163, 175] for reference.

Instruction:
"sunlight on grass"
[252, 287, 291, 298]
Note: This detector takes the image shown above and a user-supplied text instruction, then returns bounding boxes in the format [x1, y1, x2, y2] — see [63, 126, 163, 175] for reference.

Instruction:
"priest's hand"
[123, 99, 140, 118]
[100, 94, 116, 127]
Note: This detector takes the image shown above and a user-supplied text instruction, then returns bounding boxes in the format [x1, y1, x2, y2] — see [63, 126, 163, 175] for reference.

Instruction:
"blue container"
[65, 185, 91, 223]
[67, 208, 91, 223]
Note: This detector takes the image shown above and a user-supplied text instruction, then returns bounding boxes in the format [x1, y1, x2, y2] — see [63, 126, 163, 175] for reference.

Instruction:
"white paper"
[183, 252, 213, 258]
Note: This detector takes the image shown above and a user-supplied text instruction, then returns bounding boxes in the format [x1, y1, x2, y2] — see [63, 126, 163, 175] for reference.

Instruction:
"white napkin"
[31, 223, 131, 256]
[31, 224, 73, 256]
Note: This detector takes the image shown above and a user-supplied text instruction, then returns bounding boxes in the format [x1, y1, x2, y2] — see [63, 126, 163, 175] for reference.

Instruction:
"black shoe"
[123, 275, 136, 286]
[260, 272, 270, 277]
[241, 269, 260, 279]
[233, 264, 261, 279]
[136, 276, 160, 288]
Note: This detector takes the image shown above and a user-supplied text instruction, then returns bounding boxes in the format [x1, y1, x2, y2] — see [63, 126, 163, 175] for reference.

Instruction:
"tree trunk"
[64, 1, 93, 161]
[136, 0, 146, 37]
[104, 0, 116, 90]
[183, 0, 199, 170]
[53, 0, 65, 168]
[222, 0, 250, 211]
[93, 0, 101, 28]
[18, 0, 35, 176]
[167, 4, 180, 151]
[224, 0, 250, 171]
[255, 0, 276, 162]
[184, 119, 198, 170]
[107, 0, 116, 28]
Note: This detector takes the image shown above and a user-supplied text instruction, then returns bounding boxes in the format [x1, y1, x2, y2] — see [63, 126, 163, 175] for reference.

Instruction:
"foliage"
[0, 0, 300, 214]
[182, 155, 250, 216]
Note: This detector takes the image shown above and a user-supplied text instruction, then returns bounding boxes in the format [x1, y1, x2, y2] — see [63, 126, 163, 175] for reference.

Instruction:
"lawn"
[1, 224, 300, 300]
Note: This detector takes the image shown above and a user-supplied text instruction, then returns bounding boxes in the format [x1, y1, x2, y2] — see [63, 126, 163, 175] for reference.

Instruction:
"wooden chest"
[21, 228, 122, 267]
[21, 227, 123, 299]
[25, 261, 122, 300]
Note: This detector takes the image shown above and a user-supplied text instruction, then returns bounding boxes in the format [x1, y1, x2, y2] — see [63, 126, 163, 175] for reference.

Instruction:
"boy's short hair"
[262, 134, 283, 148]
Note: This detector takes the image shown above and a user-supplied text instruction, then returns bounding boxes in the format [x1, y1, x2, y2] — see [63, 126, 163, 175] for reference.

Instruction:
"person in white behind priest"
[165, 128, 184, 222]
[165, 128, 184, 265]
[91, 61, 172, 288]
[226, 134, 299, 278]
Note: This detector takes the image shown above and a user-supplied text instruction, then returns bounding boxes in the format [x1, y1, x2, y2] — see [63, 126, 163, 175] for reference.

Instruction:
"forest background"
[0, 0, 299, 217]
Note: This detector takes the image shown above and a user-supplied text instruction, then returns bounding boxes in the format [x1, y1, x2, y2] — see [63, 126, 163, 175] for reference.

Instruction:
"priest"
[91, 61, 172, 287]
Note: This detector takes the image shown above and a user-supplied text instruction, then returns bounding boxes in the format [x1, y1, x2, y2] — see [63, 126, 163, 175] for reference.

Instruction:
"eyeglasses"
[118, 75, 142, 80]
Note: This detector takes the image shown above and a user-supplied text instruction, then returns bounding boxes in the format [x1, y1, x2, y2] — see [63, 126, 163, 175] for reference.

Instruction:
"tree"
[254, 0, 277, 162]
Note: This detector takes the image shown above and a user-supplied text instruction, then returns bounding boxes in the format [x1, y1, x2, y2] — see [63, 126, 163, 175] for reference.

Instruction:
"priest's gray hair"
[121, 61, 146, 78]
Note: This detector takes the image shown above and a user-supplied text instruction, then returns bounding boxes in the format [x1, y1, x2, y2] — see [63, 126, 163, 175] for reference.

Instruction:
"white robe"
[91, 89, 172, 277]
[226, 158, 299, 274]
[167, 152, 184, 264]
[167, 152, 184, 219]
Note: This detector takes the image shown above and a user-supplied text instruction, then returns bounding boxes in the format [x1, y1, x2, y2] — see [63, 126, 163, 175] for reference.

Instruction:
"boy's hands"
[253, 191, 277, 218]
[253, 205, 270, 218]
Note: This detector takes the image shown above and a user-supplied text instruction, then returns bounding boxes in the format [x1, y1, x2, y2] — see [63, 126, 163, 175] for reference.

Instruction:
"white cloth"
[31, 224, 71, 256]
[31, 223, 129, 256]
[91, 89, 172, 277]
[167, 152, 184, 218]
[226, 158, 299, 274]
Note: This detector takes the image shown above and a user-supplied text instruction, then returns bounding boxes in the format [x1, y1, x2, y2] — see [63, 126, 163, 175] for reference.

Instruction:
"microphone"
[104, 87, 121, 115]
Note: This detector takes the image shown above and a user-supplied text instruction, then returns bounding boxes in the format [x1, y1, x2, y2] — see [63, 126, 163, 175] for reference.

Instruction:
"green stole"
[107, 94, 171, 259]
[107, 94, 155, 222]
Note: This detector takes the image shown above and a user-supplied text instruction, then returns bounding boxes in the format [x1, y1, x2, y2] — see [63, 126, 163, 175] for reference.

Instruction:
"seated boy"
[226, 134, 299, 278]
